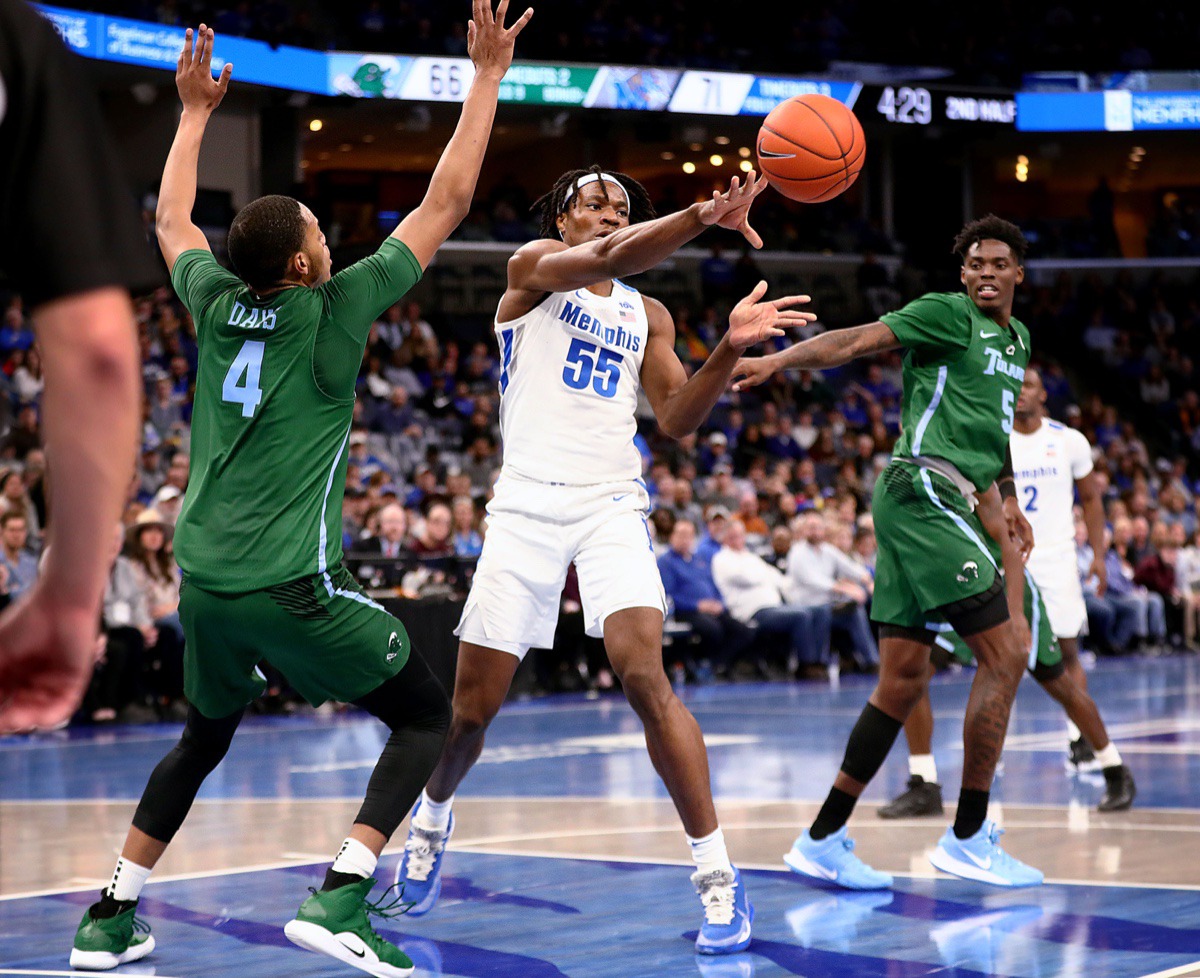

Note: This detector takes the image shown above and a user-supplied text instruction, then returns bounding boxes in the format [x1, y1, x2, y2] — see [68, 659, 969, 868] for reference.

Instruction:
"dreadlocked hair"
[531, 165, 656, 240]
[952, 214, 1029, 264]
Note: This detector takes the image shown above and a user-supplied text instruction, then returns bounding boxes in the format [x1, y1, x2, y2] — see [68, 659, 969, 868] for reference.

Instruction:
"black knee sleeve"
[352, 649, 451, 838]
[840, 702, 905, 784]
[132, 706, 243, 842]
[1030, 659, 1066, 683]
[936, 576, 1009, 637]
[879, 624, 936, 644]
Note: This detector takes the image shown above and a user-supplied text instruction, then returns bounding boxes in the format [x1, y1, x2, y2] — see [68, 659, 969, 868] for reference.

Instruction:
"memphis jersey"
[495, 281, 648, 485]
[1010, 418, 1094, 555]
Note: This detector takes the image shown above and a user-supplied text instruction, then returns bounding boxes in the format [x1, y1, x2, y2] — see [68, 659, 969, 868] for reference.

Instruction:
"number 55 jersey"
[495, 281, 648, 486]
[457, 280, 665, 659]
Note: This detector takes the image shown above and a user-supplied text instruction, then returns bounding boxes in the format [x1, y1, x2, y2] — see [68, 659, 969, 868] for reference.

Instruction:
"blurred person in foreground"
[0, 0, 154, 734]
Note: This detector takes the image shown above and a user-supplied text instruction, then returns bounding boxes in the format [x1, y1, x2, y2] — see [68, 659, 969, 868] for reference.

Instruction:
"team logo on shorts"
[957, 560, 979, 584]
[386, 632, 402, 663]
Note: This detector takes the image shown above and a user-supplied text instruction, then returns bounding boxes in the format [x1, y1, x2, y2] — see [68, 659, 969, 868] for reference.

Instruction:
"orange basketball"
[756, 94, 867, 203]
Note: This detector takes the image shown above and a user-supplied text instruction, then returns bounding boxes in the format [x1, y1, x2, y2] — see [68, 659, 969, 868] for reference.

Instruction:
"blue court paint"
[6, 854, 1200, 977]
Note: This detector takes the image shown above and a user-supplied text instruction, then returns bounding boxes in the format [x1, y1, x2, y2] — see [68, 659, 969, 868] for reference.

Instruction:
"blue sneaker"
[784, 827, 893, 890]
[693, 867, 753, 955]
[393, 802, 453, 916]
[929, 820, 1043, 887]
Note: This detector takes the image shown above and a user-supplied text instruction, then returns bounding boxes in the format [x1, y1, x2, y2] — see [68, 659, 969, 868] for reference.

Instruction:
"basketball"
[756, 94, 867, 203]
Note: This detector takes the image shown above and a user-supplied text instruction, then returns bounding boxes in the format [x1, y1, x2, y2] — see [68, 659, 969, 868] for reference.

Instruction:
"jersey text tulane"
[881, 291, 1031, 491]
[495, 280, 649, 485]
[169, 240, 421, 592]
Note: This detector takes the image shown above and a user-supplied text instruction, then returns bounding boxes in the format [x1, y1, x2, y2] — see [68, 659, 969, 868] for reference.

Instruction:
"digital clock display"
[865, 85, 1016, 127]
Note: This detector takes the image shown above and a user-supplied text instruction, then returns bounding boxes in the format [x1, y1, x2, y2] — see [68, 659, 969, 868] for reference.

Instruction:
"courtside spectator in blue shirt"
[658, 519, 752, 679]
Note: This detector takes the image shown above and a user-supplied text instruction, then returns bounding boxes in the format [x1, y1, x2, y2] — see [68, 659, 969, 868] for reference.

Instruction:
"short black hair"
[531, 165, 656, 239]
[952, 214, 1028, 264]
[227, 195, 308, 291]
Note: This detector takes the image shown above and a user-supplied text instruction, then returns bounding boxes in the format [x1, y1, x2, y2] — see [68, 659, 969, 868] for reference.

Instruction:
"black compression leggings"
[132, 649, 450, 844]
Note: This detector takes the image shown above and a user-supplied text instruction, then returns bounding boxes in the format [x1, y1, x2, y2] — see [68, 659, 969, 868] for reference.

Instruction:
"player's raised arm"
[731, 320, 901, 391]
[155, 26, 233, 271]
[509, 172, 766, 296]
[391, 0, 532, 269]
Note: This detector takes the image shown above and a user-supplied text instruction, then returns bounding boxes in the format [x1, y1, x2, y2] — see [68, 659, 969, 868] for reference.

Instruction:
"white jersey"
[495, 280, 649, 485]
[1010, 418, 1094, 559]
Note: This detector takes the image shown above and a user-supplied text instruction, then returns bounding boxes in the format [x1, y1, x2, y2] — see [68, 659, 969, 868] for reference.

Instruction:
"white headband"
[562, 172, 629, 206]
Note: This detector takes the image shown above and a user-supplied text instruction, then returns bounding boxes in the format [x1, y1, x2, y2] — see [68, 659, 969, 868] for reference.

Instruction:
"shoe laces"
[692, 870, 737, 927]
[403, 825, 448, 882]
[304, 884, 416, 949]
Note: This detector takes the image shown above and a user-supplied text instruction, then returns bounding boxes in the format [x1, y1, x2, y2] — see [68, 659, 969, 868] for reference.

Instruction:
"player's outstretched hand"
[0, 583, 100, 734]
[176, 25, 232, 114]
[730, 353, 779, 392]
[727, 280, 817, 355]
[1003, 496, 1034, 562]
[467, 0, 534, 79]
[698, 170, 769, 249]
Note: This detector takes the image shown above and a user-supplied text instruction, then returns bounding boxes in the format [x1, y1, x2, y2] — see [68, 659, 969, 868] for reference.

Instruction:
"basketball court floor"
[2, 654, 1199, 977]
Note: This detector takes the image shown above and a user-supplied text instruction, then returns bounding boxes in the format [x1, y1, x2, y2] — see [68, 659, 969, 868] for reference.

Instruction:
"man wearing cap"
[702, 464, 741, 514]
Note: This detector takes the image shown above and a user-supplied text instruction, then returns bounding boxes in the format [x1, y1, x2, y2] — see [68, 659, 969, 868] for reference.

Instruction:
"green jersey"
[169, 239, 422, 592]
[882, 292, 1030, 491]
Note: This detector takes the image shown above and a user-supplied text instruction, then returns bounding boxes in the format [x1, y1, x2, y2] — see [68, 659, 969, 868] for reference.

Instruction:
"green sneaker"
[284, 877, 415, 978]
[69, 900, 155, 971]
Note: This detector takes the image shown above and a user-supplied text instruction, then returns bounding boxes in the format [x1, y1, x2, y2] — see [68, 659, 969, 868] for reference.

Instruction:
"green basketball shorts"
[870, 462, 1000, 630]
[937, 566, 1062, 677]
[180, 564, 410, 718]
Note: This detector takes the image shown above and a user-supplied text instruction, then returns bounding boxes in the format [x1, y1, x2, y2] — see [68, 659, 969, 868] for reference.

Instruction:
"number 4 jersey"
[881, 292, 1031, 492]
[168, 241, 421, 592]
[495, 281, 649, 485]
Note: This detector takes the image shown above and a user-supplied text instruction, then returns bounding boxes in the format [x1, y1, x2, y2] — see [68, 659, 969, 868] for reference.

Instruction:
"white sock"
[1095, 743, 1122, 770]
[413, 790, 454, 833]
[1066, 720, 1082, 742]
[330, 838, 377, 879]
[909, 753, 939, 784]
[107, 857, 153, 903]
[687, 827, 733, 876]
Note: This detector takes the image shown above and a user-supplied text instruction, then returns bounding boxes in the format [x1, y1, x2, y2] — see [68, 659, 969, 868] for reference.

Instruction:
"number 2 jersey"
[495, 280, 649, 485]
[881, 292, 1031, 491]
[1010, 417, 1094, 555]
[169, 240, 421, 592]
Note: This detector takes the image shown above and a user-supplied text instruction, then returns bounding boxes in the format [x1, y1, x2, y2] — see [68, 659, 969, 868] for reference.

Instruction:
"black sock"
[810, 787, 858, 840]
[953, 788, 990, 839]
[322, 869, 366, 892]
[91, 891, 137, 919]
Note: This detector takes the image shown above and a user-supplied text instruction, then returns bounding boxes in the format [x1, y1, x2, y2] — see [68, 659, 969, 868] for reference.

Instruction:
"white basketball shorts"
[454, 473, 667, 659]
[1026, 545, 1088, 639]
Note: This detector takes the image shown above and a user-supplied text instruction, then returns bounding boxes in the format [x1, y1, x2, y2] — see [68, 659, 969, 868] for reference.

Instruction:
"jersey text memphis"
[495, 281, 648, 485]
[1010, 418, 1094, 553]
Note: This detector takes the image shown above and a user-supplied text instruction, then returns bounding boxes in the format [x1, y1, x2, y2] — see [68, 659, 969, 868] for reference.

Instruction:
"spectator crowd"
[2, 230, 1198, 720]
